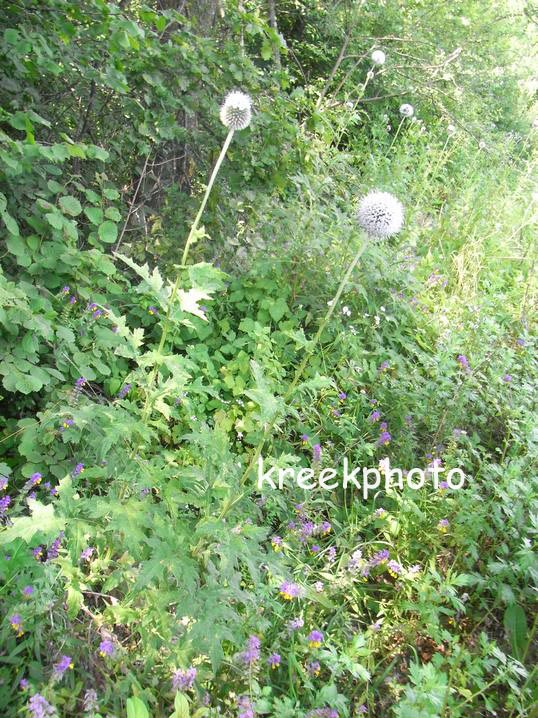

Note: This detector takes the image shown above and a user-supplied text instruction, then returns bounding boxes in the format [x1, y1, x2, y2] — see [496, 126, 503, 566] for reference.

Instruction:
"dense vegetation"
[0, 1, 537, 717]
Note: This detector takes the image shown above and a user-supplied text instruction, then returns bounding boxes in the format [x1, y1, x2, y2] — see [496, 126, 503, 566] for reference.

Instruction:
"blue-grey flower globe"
[356, 191, 404, 239]
[219, 91, 252, 131]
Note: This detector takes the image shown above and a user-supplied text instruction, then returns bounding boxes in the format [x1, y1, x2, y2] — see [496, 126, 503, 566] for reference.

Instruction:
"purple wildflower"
[319, 520, 332, 535]
[61, 286, 70, 294]
[47, 532, 64, 560]
[502, 374, 512, 383]
[0, 476, 8, 490]
[72, 463, 84, 477]
[237, 695, 254, 718]
[32, 546, 44, 560]
[271, 535, 283, 551]
[437, 518, 450, 533]
[69, 295, 77, 305]
[80, 546, 94, 561]
[313, 444, 322, 462]
[28, 693, 55, 718]
[279, 581, 301, 600]
[379, 421, 388, 431]
[98, 639, 115, 657]
[22, 585, 34, 598]
[240, 635, 261, 665]
[307, 630, 324, 648]
[379, 360, 390, 372]
[456, 354, 470, 371]
[516, 337, 525, 347]
[311, 544, 320, 553]
[301, 434, 309, 443]
[268, 652, 281, 669]
[172, 666, 197, 691]
[117, 384, 131, 399]
[10, 614, 24, 636]
[358, 706, 367, 714]
[53, 654, 73, 679]
[387, 560, 402, 577]
[338, 392, 347, 401]
[19, 678, 29, 690]
[148, 306, 158, 316]
[307, 660, 321, 676]
[0, 495, 11, 514]
[287, 617, 304, 633]
[370, 549, 389, 566]
[377, 431, 391, 446]
[368, 410, 381, 423]
[326, 546, 337, 563]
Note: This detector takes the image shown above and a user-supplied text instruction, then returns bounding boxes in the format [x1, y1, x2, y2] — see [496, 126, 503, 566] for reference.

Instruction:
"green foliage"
[0, 1, 537, 718]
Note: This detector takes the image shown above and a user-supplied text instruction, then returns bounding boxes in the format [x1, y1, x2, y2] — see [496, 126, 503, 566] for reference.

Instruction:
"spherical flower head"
[371, 50, 386, 65]
[356, 191, 404, 240]
[219, 90, 252, 131]
[268, 652, 281, 669]
[399, 103, 414, 118]
[437, 518, 450, 533]
[307, 629, 324, 648]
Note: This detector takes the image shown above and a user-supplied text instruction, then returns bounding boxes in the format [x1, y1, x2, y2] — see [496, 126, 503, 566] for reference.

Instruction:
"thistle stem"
[142, 129, 235, 423]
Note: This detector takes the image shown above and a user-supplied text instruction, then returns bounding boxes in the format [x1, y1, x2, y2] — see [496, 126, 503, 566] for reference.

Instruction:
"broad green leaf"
[85, 206, 103, 225]
[98, 220, 118, 243]
[171, 692, 190, 718]
[503, 604, 528, 660]
[126, 696, 150, 718]
[0, 501, 65, 546]
[59, 195, 82, 216]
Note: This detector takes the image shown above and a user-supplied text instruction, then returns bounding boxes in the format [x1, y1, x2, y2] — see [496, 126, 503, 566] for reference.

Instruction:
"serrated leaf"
[0, 501, 65, 545]
[59, 195, 82, 216]
[177, 288, 211, 320]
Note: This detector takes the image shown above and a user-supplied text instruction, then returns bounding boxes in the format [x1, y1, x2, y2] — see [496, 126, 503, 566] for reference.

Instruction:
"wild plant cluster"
[0, 2, 537, 718]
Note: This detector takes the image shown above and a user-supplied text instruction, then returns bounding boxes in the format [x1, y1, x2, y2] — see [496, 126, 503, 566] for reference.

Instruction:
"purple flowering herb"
[456, 354, 470, 371]
[307, 660, 321, 676]
[98, 639, 115, 657]
[72, 463, 84, 477]
[368, 410, 381, 423]
[279, 581, 301, 600]
[311, 544, 320, 553]
[271, 535, 283, 550]
[47, 533, 64, 560]
[148, 306, 158, 316]
[287, 617, 304, 633]
[62, 286, 70, 294]
[300, 433, 309, 443]
[0, 495, 11, 514]
[338, 392, 347, 401]
[0, 476, 8, 491]
[377, 431, 391, 446]
[307, 629, 324, 647]
[326, 546, 337, 563]
[300, 521, 316, 538]
[379, 421, 388, 431]
[32, 546, 44, 560]
[387, 560, 402, 576]
[22, 585, 34, 597]
[379, 360, 390, 372]
[240, 634, 261, 665]
[502, 374, 512, 383]
[172, 666, 197, 691]
[516, 337, 525, 347]
[80, 546, 94, 561]
[358, 705, 367, 714]
[319, 520, 332, 535]
[237, 695, 254, 718]
[19, 678, 29, 690]
[10, 614, 24, 636]
[59, 419, 74, 432]
[117, 383, 132, 399]
[53, 654, 73, 679]
[312, 444, 322, 462]
[28, 693, 56, 718]
[438, 518, 450, 533]
[370, 549, 390, 566]
[268, 652, 281, 669]
[374, 507, 387, 518]
[69, 295, 77, 305]
[331, 408, 341, 417]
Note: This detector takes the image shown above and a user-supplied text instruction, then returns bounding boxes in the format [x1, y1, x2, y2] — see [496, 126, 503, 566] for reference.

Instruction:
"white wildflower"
[356, 190, 404, 239]
[342, 306, 351, 317]
[399, 103, 414, 118]
[219, 90, 252, 131]
[371, 50, 386, 66]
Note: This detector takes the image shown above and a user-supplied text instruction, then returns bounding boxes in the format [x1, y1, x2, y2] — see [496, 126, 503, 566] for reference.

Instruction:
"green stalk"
[142, 129, 235, 423]
[215, 236, 369, 522]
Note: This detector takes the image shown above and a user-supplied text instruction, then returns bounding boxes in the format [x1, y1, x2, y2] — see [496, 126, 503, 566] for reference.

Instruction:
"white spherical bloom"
[356, 191, 404, 240]
[371, 50, 386, 66]
[399, 103, 414, 118]
[219, 90, 252, 130]
[447, 124, 457, 135]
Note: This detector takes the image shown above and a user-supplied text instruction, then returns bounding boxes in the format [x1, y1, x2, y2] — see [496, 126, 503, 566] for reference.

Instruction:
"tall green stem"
[215, 236, 369, 522]
[142, 129, 235, 423]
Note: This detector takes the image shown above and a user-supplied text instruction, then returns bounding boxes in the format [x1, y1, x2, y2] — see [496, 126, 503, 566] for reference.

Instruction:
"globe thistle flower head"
[399, 103, 414, 118]
[371, 50, 386, 65]
[356, 191, 404, 240]
[219, 90, 252, 131]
